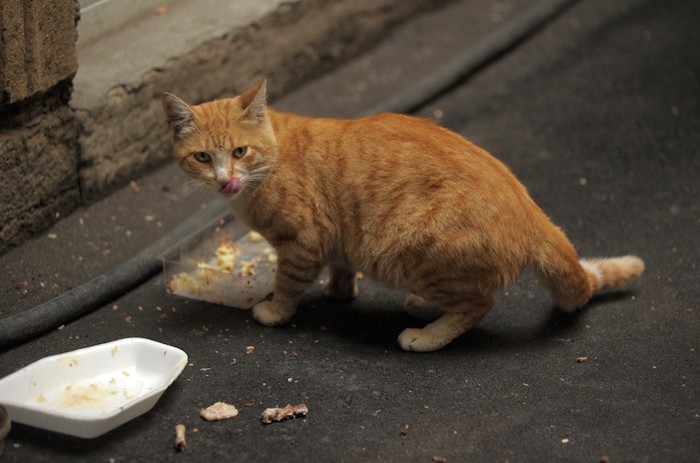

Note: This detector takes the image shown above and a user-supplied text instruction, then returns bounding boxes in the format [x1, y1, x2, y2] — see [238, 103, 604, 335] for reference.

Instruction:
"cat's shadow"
[293, 287, 637, 353]
[167, 282, 636, 354]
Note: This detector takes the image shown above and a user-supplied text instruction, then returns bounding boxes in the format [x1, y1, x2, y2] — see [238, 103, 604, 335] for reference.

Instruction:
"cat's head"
[161, 80, 277, 198]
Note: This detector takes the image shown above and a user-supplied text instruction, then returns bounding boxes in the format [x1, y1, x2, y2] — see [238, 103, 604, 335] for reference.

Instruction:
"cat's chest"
[226, 187, 317, 249]
[226, 197, 255, 229]
[225, 191, 287, 236]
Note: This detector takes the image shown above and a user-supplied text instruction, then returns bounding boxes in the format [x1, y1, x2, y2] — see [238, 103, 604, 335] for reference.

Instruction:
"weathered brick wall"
[0, 0, 78, 105]
[0, 0, 80, 253]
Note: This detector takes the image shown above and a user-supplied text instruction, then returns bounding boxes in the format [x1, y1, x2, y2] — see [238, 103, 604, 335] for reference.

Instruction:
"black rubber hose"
[0, 0, 580, 350]
[0, 202, 229, 350]
[359, 0, 580, 117]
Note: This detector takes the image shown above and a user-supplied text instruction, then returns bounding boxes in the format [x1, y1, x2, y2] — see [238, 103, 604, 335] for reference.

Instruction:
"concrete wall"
[0, 0, 449, 254]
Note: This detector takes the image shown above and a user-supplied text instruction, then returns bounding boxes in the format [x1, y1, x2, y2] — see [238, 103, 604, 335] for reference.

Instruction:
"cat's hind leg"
[403, 294, 444, 320]
[398, 292, 493, 352]
[323, 266, 359, 301]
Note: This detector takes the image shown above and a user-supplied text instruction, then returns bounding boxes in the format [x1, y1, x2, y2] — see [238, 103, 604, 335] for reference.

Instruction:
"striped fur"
[162, 80, 644, 352]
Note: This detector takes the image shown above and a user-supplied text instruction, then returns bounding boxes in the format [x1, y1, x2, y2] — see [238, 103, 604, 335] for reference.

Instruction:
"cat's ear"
[162, 93, 196, 137]
[239, 79, 267, 123]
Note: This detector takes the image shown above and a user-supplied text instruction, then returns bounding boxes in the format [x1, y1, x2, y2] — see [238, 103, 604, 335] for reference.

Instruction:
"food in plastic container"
[162, 216, 277, 309]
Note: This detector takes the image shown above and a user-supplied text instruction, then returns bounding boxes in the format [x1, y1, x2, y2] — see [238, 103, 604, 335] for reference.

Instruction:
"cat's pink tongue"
[220, 176, 242, 195]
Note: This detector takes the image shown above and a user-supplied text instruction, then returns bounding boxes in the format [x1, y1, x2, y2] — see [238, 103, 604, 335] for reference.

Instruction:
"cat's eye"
[233, 146, 248, 159]
[193, 152, 211, 163]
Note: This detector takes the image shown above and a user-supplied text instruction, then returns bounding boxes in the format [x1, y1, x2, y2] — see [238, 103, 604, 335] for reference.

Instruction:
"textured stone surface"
[0, 0, 78, 105]
[0, 101, 80, 252]
[0, 0, 79, 254]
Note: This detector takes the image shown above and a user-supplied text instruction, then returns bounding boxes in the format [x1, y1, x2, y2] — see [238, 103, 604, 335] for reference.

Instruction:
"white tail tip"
[580, 255, 645, 294]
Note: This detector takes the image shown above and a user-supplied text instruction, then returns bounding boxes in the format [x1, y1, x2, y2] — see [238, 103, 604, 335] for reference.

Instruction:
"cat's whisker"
[241, 164, 273, 192]
[181, 179, 208, 197]
[247, 164, 272, 177]
[244, 172, 269, 183]
[242, 177, 266, 192]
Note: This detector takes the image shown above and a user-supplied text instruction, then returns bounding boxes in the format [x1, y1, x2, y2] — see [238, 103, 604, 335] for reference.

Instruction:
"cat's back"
[271, 110, 528, 204]
[274, 111, 471, 153]
[346, 113, 464, 151]
[346, 113, 512, 175]
[341, 113, 522, 193]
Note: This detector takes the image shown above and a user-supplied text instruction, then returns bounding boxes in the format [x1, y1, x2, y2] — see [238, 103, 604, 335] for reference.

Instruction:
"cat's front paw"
[398, 327, 450, 352]
[252, 301, 294, 326]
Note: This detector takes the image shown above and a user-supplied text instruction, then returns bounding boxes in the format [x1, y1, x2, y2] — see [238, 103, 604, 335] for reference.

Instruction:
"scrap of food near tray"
[175, 424, 187, 451]
[261, 404, 308, 424]
[200, 402, 239, 421]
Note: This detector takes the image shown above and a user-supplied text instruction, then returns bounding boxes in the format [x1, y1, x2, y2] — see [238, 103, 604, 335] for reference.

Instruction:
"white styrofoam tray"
[0, 338, 187, 438]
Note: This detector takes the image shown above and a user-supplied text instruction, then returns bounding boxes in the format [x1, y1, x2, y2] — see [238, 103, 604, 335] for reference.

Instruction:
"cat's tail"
[533, 225, 644, 311]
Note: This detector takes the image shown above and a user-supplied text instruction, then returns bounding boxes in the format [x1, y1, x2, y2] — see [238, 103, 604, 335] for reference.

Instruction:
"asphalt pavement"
[0, 0, 698, 461]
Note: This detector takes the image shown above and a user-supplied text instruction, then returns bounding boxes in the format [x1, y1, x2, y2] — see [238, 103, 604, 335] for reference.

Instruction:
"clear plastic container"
[161, 214, 276, 309]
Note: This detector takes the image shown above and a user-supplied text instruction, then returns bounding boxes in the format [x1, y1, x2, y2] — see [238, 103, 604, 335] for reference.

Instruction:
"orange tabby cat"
[162, 80, 644, 352]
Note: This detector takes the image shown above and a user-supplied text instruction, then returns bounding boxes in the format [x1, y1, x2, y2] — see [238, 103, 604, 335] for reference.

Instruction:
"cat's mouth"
[219, 176, 242, 195]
